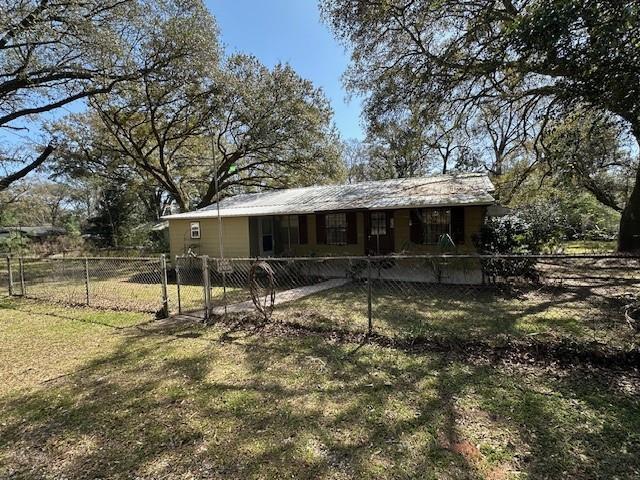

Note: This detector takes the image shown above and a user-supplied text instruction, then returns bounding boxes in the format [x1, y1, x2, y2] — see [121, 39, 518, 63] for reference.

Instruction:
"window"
[280, 215, 300, 248]
[370, 212, 386, 235]
[260, 217, 273, 254]
[413, 208, 451, 244]
[190, 221, 201, 239]
[326, 213, 347, 245]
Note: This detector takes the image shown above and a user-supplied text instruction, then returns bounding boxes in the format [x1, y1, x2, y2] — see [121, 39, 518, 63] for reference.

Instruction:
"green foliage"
[1, 0, 213, 190]
[55, 47, 345, 213]
[84, 185, 141, 248]
[321, 0, 640, 250]
[507, 169, 621, 241]
[539, 109, 634, 214]
[476, 204, 566, 255]
[473, 205, 567, 280]
[0, 180, 75, 227]
[0, 231, 30, 254]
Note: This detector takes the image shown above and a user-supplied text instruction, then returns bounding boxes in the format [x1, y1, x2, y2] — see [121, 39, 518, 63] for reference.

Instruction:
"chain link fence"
[7, 256, 165, 314]
[3, 254, 640, 345]
[172, 254, 640, 345]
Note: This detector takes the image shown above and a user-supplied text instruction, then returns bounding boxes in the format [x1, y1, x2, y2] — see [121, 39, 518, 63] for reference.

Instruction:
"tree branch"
[0, 142, 54, 191]
[0, 0, 50, 50]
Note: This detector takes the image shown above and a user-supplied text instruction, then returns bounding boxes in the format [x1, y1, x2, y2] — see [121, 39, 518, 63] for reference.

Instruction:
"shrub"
[473, 204, 565, 281]
[476, 204, 566, 255]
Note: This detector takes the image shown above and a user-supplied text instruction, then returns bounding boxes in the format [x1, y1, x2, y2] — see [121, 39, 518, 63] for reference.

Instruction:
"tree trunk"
[618, 121, 640, 252]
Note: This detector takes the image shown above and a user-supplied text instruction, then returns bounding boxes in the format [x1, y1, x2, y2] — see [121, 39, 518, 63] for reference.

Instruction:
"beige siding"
[168, 217, 250, 261]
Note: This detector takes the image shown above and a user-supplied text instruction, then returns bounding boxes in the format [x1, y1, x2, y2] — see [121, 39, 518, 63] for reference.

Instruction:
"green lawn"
[18, 258, 249, 314]
[561, 240, 617, 254]
[276, 283, 639, 351]
[0, 297, 638, 479]
[21, 279, 248, 314]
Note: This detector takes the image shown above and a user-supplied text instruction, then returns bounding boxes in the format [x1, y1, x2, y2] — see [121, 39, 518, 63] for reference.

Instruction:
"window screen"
[414, 209, 451, 244]
[370, 212, 386, 235]
[279, 215, 300, 247]
[326, 213, 347, 245]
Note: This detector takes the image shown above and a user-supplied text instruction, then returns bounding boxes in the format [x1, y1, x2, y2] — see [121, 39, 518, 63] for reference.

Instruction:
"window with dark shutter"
[409, 210, 423, 244]
[316, 213, 326, 244]
[299, 215, 308, 244]
[451, 207, 465, 245]
[324, 213, 347, 245]
[346, 212, 358, 244]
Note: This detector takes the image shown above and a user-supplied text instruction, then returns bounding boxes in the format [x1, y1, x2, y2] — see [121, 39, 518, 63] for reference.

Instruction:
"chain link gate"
[173, 255, 207, 318]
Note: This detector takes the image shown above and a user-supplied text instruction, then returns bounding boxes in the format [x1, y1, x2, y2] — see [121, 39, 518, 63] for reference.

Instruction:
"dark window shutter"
[410, 209, 423, 244]
[346, 212, 358, 244]
[451, 207, 465, 245]
[316, 213, 326, 244]
[299, 215, 308, 244]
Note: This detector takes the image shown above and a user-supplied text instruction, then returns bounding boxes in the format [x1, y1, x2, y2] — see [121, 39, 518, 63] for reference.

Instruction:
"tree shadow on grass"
[278, 282, 639, 350]
[0, 319, 638, 479]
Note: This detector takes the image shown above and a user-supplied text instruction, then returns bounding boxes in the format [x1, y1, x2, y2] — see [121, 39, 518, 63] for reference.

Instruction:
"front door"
[258, 216, 274, 256]
[366, 210, 394, 255]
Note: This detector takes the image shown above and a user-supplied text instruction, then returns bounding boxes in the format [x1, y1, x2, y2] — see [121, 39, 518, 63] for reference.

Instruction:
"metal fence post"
[160, 254, 169, 317]
[6, 256, 13, 296]
[202, 255, 211, 321]
[175, 256, 182, 314]
[367, 256, 373, 335]
[18, 257, 25, 296]
[84, 257, 90, 305]
[222, 268, 228, 317]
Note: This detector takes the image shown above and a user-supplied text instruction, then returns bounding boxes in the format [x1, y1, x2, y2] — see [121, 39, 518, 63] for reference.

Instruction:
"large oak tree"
[55, 53, 344, 212]
[321, 0, 640, 250]
[0, 0, 211, 190]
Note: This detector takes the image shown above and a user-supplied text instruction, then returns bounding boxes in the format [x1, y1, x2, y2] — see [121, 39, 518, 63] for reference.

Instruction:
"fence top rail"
[15, 255, 162, 261]
[175, 253, 640, 262]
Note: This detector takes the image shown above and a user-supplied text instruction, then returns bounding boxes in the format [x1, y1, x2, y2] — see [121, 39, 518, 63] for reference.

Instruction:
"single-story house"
[162, 173, 496, 259]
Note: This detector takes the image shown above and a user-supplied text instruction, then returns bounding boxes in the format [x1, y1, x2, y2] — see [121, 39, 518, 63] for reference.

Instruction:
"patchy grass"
[1, 298, 639, 479]
[276, 284, 639, 351]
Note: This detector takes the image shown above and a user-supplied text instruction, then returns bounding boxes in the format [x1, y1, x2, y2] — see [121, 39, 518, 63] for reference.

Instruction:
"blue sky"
[2, 0, 363, 152]
[207, 0, 364, 140]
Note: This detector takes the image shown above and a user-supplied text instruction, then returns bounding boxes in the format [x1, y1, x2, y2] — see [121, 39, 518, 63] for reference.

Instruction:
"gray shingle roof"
[163, 173, 495, 220]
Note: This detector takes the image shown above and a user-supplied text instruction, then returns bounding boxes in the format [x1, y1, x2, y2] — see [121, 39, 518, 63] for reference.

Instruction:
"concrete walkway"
[211, 278, 351, 315]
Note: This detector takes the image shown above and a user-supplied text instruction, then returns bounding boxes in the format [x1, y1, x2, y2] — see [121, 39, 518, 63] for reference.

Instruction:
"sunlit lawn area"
[276, 284, 639, 350]
[22, 279, 248, 313]
[1, 297, 639, 479]
[561, 240, 617, 254]
[19, 258, 249, 314]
